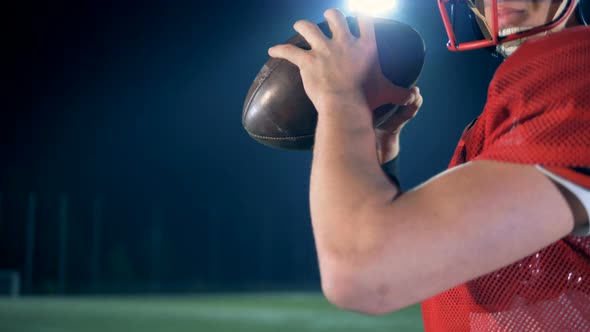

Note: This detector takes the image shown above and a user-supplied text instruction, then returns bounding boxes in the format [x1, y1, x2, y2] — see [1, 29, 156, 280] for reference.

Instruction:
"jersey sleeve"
[468, 30, 590, 236]
[536, 167, 590, 236]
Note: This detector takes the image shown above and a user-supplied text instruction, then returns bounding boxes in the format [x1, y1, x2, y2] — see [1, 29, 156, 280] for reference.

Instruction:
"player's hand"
[375, 86, 423, 164]
[267, 8, 416, 116]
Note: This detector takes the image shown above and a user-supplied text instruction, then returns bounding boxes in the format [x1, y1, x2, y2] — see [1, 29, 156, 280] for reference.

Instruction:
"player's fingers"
[376, 86, 422, 131]
[384, 83, 418, 107]
[357, 14, 376, 42]
[323, 8, 352, 40]
[268, 44, 307, 68]
[409, 87, 423, 110]
[400, 92, 421, 117]
[293, 20, 328, 49]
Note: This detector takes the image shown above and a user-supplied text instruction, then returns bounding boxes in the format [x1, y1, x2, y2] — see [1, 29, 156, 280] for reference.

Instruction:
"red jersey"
[421, 26, 590, 331]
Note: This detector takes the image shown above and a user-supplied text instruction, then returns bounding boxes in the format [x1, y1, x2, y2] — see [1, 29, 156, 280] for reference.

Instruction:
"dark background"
[0, 0, 502, 294]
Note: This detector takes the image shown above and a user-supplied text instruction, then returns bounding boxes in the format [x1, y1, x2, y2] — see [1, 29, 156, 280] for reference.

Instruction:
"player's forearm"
[309, 99, 400, 264]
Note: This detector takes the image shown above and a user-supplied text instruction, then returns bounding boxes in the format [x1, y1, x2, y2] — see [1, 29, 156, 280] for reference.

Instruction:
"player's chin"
[496, 39, 526, 58]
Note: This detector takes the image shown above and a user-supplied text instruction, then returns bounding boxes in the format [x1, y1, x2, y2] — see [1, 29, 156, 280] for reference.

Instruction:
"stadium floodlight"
[348, 0, 398, 16]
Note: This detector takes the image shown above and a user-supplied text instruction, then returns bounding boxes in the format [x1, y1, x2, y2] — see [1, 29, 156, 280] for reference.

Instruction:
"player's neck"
[566, 11, 582, 28]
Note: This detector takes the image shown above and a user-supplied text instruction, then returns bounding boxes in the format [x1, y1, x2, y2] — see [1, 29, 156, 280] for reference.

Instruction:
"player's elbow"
[320, 267, 403, 316]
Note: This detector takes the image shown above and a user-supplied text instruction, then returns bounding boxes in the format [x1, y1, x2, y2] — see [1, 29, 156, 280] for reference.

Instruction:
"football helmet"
[438, 0, 580, 54]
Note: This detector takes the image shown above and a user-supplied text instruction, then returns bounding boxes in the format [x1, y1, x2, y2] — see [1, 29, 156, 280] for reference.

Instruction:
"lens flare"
[348, 0, 397, 16]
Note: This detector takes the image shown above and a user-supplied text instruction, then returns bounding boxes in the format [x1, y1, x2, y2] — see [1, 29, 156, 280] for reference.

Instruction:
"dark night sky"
[0, 0, 502, 291]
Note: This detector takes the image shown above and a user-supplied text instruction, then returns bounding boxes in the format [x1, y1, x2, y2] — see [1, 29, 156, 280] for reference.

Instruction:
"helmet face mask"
[438, 0, 578, 53]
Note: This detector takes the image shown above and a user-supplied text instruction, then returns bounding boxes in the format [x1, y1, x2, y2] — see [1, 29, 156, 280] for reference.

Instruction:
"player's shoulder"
[521, 26, 588, 51]
[489, 26, 590, 105]
[506, 26, 590, 68]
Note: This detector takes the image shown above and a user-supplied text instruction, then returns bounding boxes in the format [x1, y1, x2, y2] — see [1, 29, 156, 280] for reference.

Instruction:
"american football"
[242, 16, 426, 151]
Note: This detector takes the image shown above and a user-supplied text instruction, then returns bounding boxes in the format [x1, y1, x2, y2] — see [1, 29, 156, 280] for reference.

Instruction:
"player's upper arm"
[329, 160, 576, 314]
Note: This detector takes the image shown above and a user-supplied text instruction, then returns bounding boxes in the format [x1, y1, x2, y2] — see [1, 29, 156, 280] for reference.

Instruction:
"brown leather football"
[242, 16, 426, 151]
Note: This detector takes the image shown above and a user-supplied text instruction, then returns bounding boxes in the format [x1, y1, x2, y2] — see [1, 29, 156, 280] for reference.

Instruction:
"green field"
[0, 293, 424, 332]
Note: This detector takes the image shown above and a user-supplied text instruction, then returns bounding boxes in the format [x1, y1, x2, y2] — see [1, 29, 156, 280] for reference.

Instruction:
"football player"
[268, 0, 589, 330]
